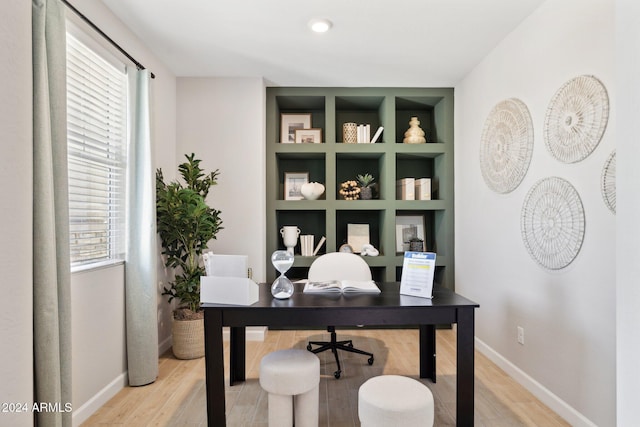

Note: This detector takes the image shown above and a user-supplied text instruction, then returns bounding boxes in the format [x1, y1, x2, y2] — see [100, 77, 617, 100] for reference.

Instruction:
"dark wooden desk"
[202, 282, 479, 426]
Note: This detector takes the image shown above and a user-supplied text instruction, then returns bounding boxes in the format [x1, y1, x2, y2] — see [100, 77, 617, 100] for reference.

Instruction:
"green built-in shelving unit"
[266, 87, 454, 290]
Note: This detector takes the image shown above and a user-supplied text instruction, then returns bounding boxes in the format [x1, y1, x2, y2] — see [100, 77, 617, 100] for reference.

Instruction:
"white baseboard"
[159, 334, 173, 355]
[72, 372, 128, 427]
[162, 326, 267, 347]
[475, 337, 596, 427]
[223, 326, 267, 341]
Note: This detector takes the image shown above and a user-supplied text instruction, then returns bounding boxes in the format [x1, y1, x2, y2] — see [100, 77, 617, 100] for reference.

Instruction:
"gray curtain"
[32, 0, 72, 426]
[125, 67, 159, 386]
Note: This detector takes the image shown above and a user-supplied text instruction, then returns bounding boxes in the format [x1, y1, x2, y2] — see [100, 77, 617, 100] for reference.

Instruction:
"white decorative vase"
[280, 226, 300, 254]
[300, 182, 325, 200]
[403, 116, 427, 144]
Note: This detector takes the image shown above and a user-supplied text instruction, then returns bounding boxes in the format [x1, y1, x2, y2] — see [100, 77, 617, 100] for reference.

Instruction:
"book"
[356, 124, 372, 143]
[300, 234, 314, 256]
[415, 178, 431, 200]
[312, 236, 326, 256]
[370, 126, 384, 143]
[303, 279, 381, 294]
[396, 178, 415, 200]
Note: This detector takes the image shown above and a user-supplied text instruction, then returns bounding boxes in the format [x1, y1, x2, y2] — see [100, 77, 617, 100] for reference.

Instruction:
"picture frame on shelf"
[281, 113, 312, 143]
[395, 215, 426, 253]
[284, 172, 309, 200]
[295, 128, 323, 144]
[347, 223, 370, 253]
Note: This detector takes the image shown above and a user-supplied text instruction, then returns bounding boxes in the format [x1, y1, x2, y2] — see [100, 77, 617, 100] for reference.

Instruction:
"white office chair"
[306, 252, 375, 379]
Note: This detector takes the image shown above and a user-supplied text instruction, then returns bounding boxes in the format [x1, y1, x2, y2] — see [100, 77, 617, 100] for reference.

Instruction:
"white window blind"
[66, 33, 127, 267]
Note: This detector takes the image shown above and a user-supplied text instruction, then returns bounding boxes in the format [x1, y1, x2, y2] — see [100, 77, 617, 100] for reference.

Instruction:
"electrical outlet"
[517, 326, 525, 345]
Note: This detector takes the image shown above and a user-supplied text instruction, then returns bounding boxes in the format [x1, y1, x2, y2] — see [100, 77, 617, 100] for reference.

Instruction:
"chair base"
[307, 326, 374, 378]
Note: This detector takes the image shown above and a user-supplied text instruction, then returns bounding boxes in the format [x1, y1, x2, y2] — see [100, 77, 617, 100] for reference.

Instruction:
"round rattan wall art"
[479, 98, 534, 193]
[544, 75, 609, 163]
[601, 150, 616, 214]
[521, 177, 585, 270]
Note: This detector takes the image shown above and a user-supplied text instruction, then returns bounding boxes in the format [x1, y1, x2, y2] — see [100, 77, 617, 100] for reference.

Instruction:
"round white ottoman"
[358, 375, 434, 427]
[259, 349, 320, 427]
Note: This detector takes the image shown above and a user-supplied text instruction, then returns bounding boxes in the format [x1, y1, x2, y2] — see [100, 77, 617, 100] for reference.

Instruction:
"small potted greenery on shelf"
[156, 153, 223, 359]
[357, 173, 376, 200]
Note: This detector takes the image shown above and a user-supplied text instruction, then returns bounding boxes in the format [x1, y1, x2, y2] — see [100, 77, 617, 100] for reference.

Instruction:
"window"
[66, 32, 127, 268]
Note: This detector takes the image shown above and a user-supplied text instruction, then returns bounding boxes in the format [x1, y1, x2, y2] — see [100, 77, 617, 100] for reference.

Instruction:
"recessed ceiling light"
[308, 18, 332, 33]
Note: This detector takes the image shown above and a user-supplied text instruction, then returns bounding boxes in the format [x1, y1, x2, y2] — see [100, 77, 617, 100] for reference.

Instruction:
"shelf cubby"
[395, 209, 435, 255]
[395, 153, 438, 201]
[276, 153, 326, 200]
[276, 210, 326, 255]
[275, 95, 326, 143]
[395, 95, 451, 144]
[336, 152, 385, 200]
[335, 96, 385, 143]
[336, 209, 385, 255]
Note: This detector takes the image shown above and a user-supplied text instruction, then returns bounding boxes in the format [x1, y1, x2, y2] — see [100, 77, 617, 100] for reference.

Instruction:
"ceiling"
[101, 0, 546, 87]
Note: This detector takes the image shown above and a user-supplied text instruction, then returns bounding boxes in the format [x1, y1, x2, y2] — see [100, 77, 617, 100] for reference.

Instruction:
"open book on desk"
[303, 280, 381, 294]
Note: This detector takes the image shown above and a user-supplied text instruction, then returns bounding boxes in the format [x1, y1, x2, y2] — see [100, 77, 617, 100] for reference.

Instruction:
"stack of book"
[354, 125, 384, 143]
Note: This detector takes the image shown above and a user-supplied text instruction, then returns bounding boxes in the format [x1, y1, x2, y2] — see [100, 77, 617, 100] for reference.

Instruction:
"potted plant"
[357, 173, 376, 200]
[156, 153, 223, 359]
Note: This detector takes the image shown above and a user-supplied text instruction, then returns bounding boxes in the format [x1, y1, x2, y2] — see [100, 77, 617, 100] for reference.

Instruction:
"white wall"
[455, 0, 614, 425]
[0, 1, 33, 426]
[176, 78, 267, 281]
[615, 0, 640, 425]
[70, 265, 126, 420]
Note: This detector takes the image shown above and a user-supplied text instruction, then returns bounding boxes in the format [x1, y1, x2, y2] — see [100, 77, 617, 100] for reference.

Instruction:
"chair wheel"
[334, 370, 341, 379]
[368, 357, 374, 365]
[307, 344, 312, 351]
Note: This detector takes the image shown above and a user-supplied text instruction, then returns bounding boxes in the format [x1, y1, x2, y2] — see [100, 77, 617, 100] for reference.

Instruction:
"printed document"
[400, 252, 436, 299]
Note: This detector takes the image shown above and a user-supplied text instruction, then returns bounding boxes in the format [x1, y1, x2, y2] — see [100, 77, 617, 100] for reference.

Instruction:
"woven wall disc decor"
[479, 98, 534, 193]
[521, 177, 585, 270]
[601, 150, 616, 214]
[544, 75, 609, 163]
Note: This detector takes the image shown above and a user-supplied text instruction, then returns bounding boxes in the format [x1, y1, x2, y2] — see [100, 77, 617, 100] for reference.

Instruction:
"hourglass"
[271, 250, 295, 299]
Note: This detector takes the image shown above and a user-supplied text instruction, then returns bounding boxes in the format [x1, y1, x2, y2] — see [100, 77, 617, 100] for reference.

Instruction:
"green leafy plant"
[357, 173, 375, 188]
[156, 153, 223, 316]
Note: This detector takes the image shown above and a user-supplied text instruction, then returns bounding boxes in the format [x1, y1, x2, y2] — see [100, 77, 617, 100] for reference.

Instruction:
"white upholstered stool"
[358, 375, 434, 427]
[259, 349, 320, 427]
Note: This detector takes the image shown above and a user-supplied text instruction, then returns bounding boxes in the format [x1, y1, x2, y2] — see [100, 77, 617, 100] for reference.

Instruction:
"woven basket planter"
[172, 317, 205, 359]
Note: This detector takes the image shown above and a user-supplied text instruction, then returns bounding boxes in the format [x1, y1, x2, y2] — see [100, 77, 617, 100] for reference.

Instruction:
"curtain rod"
[61, 0, 156, 79]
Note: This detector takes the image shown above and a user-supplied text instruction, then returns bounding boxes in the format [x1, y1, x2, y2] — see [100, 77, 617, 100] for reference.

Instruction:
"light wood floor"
[82, 328, 569, 426]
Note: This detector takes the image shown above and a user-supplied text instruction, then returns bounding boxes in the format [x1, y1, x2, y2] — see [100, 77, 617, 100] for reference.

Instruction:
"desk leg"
[229, 327, 246, 386]
[457, 308, 475, 427]
[419, 325, 436, 382]
[204, 309, 225, 426]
